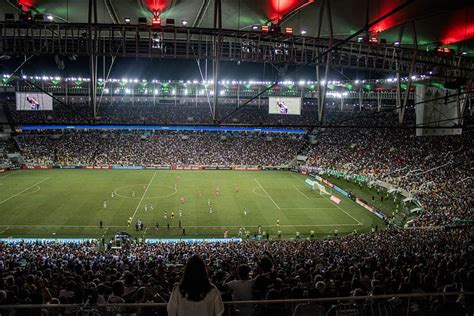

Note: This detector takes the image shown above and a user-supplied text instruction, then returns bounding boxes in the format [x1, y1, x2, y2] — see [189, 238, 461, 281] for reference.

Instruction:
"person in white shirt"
[224, 264, 255, 315]
[167, 255, 224, 316]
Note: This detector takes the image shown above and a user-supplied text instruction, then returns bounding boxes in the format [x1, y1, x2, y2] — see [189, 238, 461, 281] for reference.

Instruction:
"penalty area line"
[0, 177, 50, 204]
[254, 178, 280, 210]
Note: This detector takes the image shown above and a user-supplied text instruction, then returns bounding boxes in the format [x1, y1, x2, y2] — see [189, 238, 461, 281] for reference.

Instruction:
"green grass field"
[0, 170, 385, 239]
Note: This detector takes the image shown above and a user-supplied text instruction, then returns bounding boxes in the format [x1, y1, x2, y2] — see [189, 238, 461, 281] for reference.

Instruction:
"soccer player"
[180, 196, 185, 204]
[243, 208, 248, 216]
[171, 211, 175, 219]
[103, 200, 107, 209]
[235, 185, 240, 193]
[150, 205, 154, 211]
[144, 205, 148, 212]
[164, 211, 168, 220]
[111, 191, 114, 198]
[208, 199, 211, 206]
[132, 191, 136, 197]
[276, 219, 280, 227]
[127, 217, 132, 227]
[209, 207, 213, 214]
[179, 209, 183, 218]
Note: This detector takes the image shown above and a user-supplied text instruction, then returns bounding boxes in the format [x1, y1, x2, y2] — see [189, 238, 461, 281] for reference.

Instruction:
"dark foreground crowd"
[0, 227, 473, 315]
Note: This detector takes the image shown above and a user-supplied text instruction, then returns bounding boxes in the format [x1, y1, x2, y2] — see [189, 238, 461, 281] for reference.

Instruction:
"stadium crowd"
[0, 227, 472, 316]
[308, 128, 473, 226]
[6, 100, 411, 126]
[17, 131, 304, 166]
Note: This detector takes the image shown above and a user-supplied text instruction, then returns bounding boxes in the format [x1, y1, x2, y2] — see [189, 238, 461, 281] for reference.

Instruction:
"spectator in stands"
[167, 255, 224, 316]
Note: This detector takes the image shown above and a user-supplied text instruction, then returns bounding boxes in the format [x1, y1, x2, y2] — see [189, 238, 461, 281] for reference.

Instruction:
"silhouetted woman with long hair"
[167, 255, 224, 316]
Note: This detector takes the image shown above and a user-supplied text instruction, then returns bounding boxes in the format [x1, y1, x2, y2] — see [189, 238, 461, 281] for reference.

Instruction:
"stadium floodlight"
[124, 17, 131, 24]
[46, 14, 53, 21]
[184, 89, 188, 95]
[220, 90, 225, 96]
[301, 30, 307, 35]
[181, 19, 188, 26]
[154, 89, 159, 95]
[172, 89, 176, 95]
[103, 88, 109, 93]
[320, 80, 326, 85]
[298, 80, 305, 85]
[125, 88, 131, 94]
[252, 25, 259, 31]
[394, 41, 400, 46]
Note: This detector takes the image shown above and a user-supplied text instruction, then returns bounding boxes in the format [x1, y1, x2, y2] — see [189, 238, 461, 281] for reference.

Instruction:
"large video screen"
[268, 97, 301, 115]
[16, 92, 53, 111]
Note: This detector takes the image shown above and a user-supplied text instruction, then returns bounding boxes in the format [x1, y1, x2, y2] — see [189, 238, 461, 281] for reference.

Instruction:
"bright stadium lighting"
[301, 30, 307, 35]
[220, 90, 225, 96]
[252, 25, 259, 31]
[172, 90, 176, 95]
[320, 80, 326, 85]
[103, 88, 109, 93]
[154, 89, 159, 95]
[124, 17, 131, 24]
[125, 88, 131, 94]
[181, 19, 188, 26]
[46, 14, 53, 21]
[394, 41, 400, 46]
[184, 89, 188, 95]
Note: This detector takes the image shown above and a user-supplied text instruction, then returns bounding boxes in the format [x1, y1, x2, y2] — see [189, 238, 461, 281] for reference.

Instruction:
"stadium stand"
[0, 228, 472, 315]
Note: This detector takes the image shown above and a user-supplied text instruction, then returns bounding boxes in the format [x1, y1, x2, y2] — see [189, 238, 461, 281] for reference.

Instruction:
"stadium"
[0, 0, 473, 315]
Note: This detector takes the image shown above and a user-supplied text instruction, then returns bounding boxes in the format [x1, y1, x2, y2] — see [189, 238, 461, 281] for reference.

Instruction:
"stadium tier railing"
[0, 292, 471, 316]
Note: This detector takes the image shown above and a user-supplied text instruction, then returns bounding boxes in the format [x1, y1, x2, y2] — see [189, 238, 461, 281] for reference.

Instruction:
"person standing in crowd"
[167, 255, 224, 316]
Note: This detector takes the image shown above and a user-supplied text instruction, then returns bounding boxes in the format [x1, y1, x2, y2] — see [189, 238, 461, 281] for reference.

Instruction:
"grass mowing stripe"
[130, 172, 157, 222]
[0, 177, 50, 204]
[254, 178, 280, 209]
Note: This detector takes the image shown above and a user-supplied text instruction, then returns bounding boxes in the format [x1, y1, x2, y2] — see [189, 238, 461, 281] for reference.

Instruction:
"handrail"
[0, 292, 471, 309]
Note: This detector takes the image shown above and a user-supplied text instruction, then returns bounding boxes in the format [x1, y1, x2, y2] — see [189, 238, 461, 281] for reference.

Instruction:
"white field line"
[0, 171, 19, 178]
[163, 224, 360, 228]
[254, 178, 280, 209]
[325, 195, 363, 225]
[0, 177, 50, 204]
[130, 172, 157, 222]
[293, 185, 310, 200]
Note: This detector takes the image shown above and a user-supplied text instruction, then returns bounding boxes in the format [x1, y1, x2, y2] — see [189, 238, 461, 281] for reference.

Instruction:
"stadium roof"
[2, 0, 473, 52]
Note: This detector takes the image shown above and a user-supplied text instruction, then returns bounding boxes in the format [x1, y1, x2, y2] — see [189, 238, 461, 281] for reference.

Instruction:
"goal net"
[305, 178, 331, 196]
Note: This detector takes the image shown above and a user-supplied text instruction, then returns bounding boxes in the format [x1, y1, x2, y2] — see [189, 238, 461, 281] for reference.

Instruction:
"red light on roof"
[152, 17, 161, 26]
[285, 27, 293, 34]
[261, 25, 269, 32]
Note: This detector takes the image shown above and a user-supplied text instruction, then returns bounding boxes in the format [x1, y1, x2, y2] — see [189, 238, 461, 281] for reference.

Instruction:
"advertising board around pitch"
[268, 97, 301, 115]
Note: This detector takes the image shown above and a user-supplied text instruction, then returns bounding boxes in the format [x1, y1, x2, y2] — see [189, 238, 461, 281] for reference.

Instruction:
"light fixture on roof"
[46, 14, 53, 21]
[300, 29, 307, 35]
[252, 25, 259, 31]
[284, 27, 293, 35]
[124, 17, 131, 24]
[181, 19, 188, 26]
[394, 41, 400, 46]
[152, 10, 161, 27]
[462, 51, 468, 55]
[357, 36, 364, 43]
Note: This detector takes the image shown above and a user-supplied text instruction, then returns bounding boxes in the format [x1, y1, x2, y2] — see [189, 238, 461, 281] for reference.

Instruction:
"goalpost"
[305, 178, 331, 196]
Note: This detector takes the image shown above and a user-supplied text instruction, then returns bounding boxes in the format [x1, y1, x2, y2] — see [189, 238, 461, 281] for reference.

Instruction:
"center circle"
[114, 184, 177, 199]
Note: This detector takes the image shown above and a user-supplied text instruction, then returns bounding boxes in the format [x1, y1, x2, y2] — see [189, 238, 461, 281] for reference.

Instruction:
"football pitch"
[0, 170, 385, 239]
